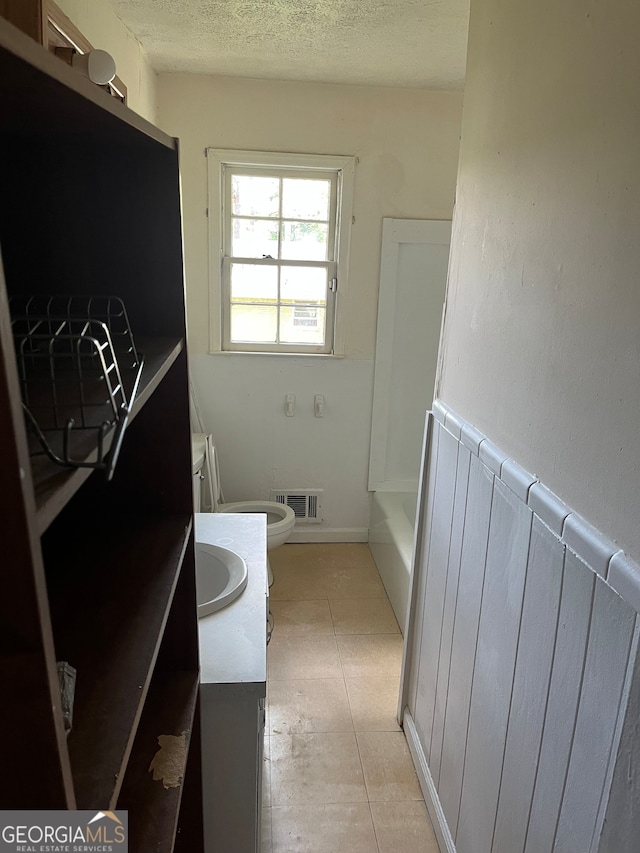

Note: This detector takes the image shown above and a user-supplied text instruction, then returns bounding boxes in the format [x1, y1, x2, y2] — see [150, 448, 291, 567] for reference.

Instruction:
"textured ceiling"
[110, 0, 469, 89]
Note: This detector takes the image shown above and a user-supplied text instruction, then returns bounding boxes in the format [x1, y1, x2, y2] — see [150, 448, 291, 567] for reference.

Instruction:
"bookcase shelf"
[0, 15, 203, 850]
[119, 670, 201, 852]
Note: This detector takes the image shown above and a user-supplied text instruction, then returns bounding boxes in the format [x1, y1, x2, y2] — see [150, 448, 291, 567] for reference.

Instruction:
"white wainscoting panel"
[413, 425, 459, 754]
[598, 628, 640, 853]
[455, 479, 532, 853]
[523, 550, 595, 853]
[553, 579, 636, 852]
[429, 444, 471, 784]
[405, 418, 441, 713]
[437, 453, 494, 833]
[401, 402, 640, 853]
[491, 517, 564, 853]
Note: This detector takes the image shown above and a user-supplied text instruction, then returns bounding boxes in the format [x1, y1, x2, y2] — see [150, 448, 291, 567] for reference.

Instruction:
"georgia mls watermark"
[0, 811, 128, 853]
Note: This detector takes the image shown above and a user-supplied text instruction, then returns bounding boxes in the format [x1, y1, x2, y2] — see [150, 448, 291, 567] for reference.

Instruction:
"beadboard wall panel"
[413, 425, 459, 753]
[429, 444, 471, 784]
[492, 518, 564, 853]
[437, 452, 494, 833]
[523, 551, 595, 853]
[553, 579, 636, 852]
[402, 403, 640, 853]
[455, 479, 532, 853]
[598, 633, 640, 853]
[405, 419, 440, 714]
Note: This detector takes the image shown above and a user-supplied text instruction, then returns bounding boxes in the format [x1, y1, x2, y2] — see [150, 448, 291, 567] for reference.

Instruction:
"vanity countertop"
[195, 512, 267, 689]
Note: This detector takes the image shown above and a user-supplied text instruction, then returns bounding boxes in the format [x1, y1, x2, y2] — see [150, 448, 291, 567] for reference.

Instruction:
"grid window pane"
[280, 305, 326, 345]
[230, 263, 277, 302]
[230, 304, 277, 343]
[232, 218, 280, 259]
[281, 267, 327, 304]
[282, 178, 330, 221]
[216, 154, 353, 353]
[281, 221, 328, 261]
[232, 175, 280, 217]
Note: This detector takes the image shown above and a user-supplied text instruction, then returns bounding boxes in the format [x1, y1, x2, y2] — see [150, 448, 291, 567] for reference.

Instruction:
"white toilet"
[216, 500, 295, 549]
[191, 433, 295, 582]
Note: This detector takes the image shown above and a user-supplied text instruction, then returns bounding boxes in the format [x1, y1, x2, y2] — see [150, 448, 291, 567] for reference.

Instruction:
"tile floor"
[262, 543, 439, 853]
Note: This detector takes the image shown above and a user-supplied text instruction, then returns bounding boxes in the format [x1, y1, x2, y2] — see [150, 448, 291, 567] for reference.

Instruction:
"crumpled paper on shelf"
[148, 731, 189, 789]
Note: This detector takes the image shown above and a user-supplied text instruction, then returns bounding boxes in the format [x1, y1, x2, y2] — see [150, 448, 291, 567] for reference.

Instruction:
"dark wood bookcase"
[0, 16, 203, 852]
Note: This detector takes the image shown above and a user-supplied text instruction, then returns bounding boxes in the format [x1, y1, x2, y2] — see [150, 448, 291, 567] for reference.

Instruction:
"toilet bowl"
[191, 434, 295, 584]
[217, 500, 295, 550]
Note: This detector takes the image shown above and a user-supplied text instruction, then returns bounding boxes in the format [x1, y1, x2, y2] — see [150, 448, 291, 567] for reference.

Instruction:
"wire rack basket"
[10, 295, 144, 480]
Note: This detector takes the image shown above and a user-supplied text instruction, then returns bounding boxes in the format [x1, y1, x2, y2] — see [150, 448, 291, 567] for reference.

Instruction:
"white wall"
[56, 0, 157, 121]
[437, 0, 640, 561]
[190, 354, 374, 538]
[159, 74, 463, 537]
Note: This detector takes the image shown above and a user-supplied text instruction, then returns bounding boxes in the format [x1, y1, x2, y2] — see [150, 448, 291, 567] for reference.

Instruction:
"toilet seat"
[217, 500, 295, 550]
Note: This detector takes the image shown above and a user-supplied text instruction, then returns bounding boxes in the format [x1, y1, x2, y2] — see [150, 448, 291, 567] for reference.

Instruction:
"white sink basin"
[195, 542, 248, 617]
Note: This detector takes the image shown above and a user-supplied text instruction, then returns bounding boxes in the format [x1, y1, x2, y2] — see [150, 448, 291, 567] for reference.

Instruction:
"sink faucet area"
[195, 542, 248, 616]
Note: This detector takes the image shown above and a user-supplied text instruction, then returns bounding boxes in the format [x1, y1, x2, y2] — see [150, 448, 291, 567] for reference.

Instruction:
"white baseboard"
[403, 709, 456, 853]
[288, 527, 369, 543]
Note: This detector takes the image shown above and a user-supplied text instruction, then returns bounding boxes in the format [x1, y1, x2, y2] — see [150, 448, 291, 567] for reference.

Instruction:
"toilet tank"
[191, 434, 207, 513]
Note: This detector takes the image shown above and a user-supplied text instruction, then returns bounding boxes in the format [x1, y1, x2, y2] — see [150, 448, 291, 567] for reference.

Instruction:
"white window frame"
[207, 148, 355, 356]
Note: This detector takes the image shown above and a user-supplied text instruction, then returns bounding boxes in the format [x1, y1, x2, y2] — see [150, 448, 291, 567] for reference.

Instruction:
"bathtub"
[368, 491, 417, 635]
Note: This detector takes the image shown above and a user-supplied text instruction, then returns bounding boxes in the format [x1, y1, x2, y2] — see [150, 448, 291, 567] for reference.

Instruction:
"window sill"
[207, 349, 345, 359]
